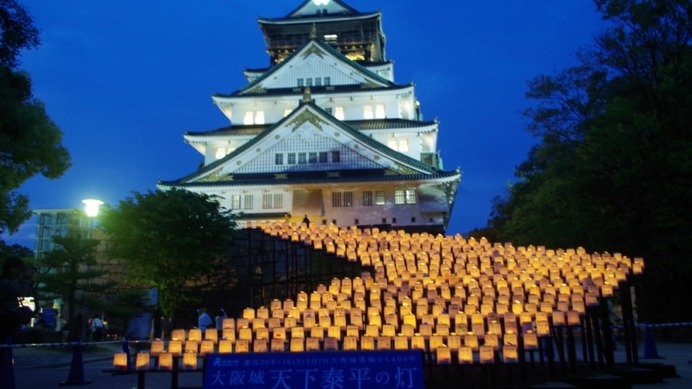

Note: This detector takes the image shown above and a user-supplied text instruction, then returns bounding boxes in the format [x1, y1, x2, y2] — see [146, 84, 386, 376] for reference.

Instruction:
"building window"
[298, 153, 307, 164]
[306, 78, 313, 87]
[325, 107, 332, 114]
[363, 191, 373, 206]
[375, 190, 385, 205]
[395, 189, 417, 205]
[243, 111, 254, 125]
[332, 151, 340, 163]
[262, 194, 273, 209]
[332, 192, 342, 207]
[363, 105, 373, 119]
[387, 139, 409, 152]
[309, 152, 317, 163]
[254, 111, 265, 125]
[273, 193, 283, 208]
[314, 77, 322, 86]
[231, 195, 241, 209]
[334, 106, 344, 120]
[324, 77, 331, 86]
[275, 153, 283, 165]
[319, 152, 328, 163]
[244, 194, 254, 209]
[297, 78, 304, 87]
[287, 153, 296, 164]
[343, 191, 353, 207]
[375, 104, 385, 118]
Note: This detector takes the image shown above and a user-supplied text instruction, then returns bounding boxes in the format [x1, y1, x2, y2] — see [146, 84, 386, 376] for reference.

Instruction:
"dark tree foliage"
[0, 0, 70, 236]
[37, 228, 116, 339]
[489, 0, 692, 322]
[99, 189, 238, 320]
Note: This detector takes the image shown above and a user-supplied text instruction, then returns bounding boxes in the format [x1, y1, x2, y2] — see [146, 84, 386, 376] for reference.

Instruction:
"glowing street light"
[82, 199, 104, 217]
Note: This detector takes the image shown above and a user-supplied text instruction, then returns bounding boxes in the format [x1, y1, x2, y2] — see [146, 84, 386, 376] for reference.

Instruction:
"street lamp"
[82, 199, 104, 217]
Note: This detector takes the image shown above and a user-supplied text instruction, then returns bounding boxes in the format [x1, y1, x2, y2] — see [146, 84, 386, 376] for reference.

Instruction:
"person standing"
[91, 314, 105, 341]
[0, 256, 35, 342]
[215, 309, 226, 337]
[197, 308, 212, 332]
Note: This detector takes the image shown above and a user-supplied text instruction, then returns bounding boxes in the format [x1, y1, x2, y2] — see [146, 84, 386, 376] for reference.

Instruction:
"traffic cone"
[0, 337, 15, 389]
[642, 324, 662, 359]
[59, 337, 92, 386]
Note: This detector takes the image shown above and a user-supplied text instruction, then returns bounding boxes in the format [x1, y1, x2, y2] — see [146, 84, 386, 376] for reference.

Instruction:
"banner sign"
[203, 350, 424, 389]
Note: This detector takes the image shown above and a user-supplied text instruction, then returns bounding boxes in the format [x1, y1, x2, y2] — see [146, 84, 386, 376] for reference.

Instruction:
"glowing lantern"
[200, 340, 215, 355]
[458, 346, 474, 364]
[112, 352, 129, 371]
[436, 347, 452, 365]
[479, 345, 495, 364]
[157, 352, 173, 370]
[150, 340, 165, 356]
[135, 352, 150, 371]
[183, 352, 197, 370]
[168, 340, 182, 356]
[218, 339, 232, 353]
[502, 345, 518, 363]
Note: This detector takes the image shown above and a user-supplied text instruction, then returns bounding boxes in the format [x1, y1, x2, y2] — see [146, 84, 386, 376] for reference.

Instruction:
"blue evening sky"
[4, 1, 606, 248]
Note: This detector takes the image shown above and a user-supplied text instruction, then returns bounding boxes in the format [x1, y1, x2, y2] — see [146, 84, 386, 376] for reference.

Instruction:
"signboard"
[203, 350, 424, 389]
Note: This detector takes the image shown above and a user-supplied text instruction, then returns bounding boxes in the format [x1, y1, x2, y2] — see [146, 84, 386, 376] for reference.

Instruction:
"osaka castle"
[158, 0, 461, 234]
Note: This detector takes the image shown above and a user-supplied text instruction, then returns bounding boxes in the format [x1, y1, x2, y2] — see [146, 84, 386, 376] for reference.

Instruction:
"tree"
[0, 0, 71, 236]
[37, 228, 116, 340]
[99, 189, 238, 321]
[489, 0, 692, 322]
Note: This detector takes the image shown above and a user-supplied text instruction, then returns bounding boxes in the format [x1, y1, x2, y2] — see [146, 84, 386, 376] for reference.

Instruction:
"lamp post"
[82, 199, 104, 218]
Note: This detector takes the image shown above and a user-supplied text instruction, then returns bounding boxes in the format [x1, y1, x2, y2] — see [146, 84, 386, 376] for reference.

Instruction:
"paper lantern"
[183, 352, 198, 370]
[458, 346, 474, 364]
[157, 352, 173, 370]
[205, 328, 218, 343]
[184, 340, 199, 354]
[324, 337, 339, 351]
[361, 336, 375, 351]
[479, 345, 495, 364]
[567, 311, 581, 326]
[502, 345, 518, 363]
[436, 347, 452, 365]
[200, 340, 215, 355]
[150, 340, 165, 356]
[343, 336, 358, 351]
[290, 338, 304, 352]
[271, 338, 286, 352]
[552, 311, 566, 327]
[218, 339, 232, 353]
[222, 318, 235, 330]
[112, 352, 129, 371]
[536, 320, 550, 336]
[484, 333, 499, 350]
[253, 339, 268, 353]
[235, 339, 249, 353]
[171, 329, 185, 341]
[188, 328, 202, 342]
[168, 340, 182, 356]
[135, 352, 150, 371]
[524, 332, 539, 350]
[306, 337, 321, 351]
[464, 333, 479, 351]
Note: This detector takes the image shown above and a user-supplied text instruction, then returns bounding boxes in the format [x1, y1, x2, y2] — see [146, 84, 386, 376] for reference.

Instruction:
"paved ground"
[3, 340, 692, 388]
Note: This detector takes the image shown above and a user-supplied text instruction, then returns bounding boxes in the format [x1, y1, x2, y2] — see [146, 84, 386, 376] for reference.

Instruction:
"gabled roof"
[214, 38, 395, 98]
[163, 100, 457, 186]
[258, 0, 377, 25]
[185, 119, 437, 139]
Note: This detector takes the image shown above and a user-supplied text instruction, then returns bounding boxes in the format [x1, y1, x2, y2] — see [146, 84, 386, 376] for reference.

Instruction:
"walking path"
[5, 340, 692, 388]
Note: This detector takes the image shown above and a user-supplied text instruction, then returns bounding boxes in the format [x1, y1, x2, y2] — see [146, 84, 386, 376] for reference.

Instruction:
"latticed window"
[273, 194, 283, 208]
[363, 191, 373, 206]
[319, 152, 328, 163]
[332, 192, 342, 207]
[287, 153, 296, 164]
[275, 153, 283, 165]
[375, 191, 385, 205]
[298, 153, 307, 164]
[309, 152, 317, 164]
[244, 195, 254, 209]
[332, 151, 340, 163]
[395, 189, 416, 205]
[262, 194, 273, 209]
[231, 195, 241, 209]
[343, 191, 353, 207]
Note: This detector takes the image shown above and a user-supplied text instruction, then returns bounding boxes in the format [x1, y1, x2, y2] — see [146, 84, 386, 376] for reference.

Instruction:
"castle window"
[395, 189, 416, 205]
[332, 191, 353, 207]
[287, 153, 296, 164]
[375, 104, 385, 119]
[332, 192, 342, 207]
[262, 194, 273, 209]
[343, 191, 353, 207]
[298, 153, 307, 164]
[314, 77, 322, 86]
[231, 195, 241, 209]
[254, 111, 265, 125]
[274, 193, 283, 208]
[275, 153, 284, 165]
[375, 190, 385, 205]
[243, 111, 253, 125]
[297, 78, 304, 87]
[331, 151, 340, 163]
[363, 105, 374, 119]
[324, 77, 331, 86]
[334, 106, 344, 120]
[319, 152, 328, 163]
[309, 152, 318, 163]
[363, 191, 373, 206]
[244, 195, 254, 209]
[306, 78, 313, 87]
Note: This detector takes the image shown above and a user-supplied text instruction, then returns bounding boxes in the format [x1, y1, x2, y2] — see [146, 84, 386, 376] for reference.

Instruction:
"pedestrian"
[197, 308, 212, 332]
[0, 256, 35, 342]
[91, 314, 105, 341]
[215, 309, 227, 337]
